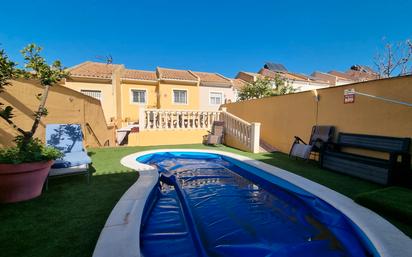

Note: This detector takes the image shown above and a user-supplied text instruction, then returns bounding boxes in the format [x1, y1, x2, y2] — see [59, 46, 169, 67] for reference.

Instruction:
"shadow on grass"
[88, 163, 97, 175]
[0, 171, 139, 257]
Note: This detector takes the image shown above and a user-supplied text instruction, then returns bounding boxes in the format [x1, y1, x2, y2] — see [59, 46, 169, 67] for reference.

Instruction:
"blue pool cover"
[138, 152, 375, 257]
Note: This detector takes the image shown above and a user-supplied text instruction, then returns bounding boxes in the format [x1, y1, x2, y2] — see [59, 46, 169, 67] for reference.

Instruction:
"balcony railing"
[140, 109, 221, 130]
[138, 108, 260, 153]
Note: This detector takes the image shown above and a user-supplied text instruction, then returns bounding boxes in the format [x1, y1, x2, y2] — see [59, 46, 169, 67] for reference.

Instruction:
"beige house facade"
[194, 72, 236, 110]
[63, 62, 239, 128]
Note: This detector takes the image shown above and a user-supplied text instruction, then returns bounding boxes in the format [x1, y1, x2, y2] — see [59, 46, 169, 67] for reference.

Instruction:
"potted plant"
[0, 44, 68, 203]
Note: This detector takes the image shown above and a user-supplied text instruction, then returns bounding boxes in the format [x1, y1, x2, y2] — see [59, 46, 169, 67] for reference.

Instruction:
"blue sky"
[1, 0, 411, 77]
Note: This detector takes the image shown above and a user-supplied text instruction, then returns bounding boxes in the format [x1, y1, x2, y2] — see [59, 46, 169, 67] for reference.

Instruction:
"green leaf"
[238, 75, 296, 100]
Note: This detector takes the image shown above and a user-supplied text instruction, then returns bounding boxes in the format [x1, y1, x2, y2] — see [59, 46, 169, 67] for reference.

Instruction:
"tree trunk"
[23, 84, 50, 144]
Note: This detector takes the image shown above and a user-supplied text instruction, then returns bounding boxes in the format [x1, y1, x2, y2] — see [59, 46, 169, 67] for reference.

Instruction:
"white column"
[189, 112, 193, 129]
[170, 111, 174, 129]
[177, 112, 181, 129]
[166, 111, 171, 129]
[139, 107, 146, 131]
[154, 111, 158, 130]
[250, 122, 261, 153]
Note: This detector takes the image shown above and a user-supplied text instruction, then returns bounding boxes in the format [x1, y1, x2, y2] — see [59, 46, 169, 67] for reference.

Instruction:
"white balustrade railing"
[219, 109, 260, 153]
[138, 107, 260, 153]
[139, 108, 221, 130]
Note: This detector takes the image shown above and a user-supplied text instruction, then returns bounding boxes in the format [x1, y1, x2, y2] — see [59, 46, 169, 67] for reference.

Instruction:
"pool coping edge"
[93, 149, 412, 257]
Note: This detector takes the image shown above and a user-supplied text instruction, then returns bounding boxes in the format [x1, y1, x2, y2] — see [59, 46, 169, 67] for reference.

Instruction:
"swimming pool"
[93, 149, 412, 257]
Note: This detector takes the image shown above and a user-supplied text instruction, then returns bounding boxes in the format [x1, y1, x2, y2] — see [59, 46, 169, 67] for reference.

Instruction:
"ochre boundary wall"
[0, 79, 115, 148]
[223, 76, 412, 160]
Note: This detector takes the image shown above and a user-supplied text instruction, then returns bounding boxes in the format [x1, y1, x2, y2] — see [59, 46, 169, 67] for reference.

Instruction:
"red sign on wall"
[344, 89, 355, 104]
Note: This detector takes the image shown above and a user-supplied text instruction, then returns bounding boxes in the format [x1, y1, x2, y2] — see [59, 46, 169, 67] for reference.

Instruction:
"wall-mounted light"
[312, 89, 320, 102]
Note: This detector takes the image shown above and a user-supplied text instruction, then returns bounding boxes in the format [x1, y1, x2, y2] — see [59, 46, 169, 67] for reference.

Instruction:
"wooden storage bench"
[320, 133, 411, 185]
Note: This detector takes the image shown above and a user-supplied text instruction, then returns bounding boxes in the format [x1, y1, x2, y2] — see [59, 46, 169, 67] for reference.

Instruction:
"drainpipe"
[188, 71, 201, 109]
[188, 70, 201, 87]
[156, 67, 161, 109]
[312, 89, 320, 126]
[112, 65, 125, 127]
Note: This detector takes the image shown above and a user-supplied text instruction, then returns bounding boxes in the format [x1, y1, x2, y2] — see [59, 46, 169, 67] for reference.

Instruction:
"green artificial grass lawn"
[0, 144, 411, 257]
[355, 186, 412, 237]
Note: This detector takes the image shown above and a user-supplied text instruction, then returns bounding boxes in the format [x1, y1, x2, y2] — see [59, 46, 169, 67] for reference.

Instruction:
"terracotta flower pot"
[0, 160, 53, 203]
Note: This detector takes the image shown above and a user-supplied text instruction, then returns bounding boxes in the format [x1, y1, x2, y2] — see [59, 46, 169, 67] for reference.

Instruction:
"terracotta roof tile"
[243, 71, 261, 77]
[193, 72, 231, 84]
[328, 71, 354, 80]
[69, 62, 121, 79]
[157, 67, 198, 81]
[259, 68, 307, 81]
[259, 68, 281, 78]
[122, 69, 157, 81]
[313, 71, 353, 82]
[346, 70, 379, 81]
[259, 68, 330, 84]
[235, 71, 260, 83]
[329, 70, 378, 81]
[232, 78, 247, 90]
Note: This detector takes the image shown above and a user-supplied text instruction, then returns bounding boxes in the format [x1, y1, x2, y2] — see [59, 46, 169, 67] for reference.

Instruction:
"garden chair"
[204, 121, 225, 145]
[45, 124, 92, 188]
[289, 125, 335, 160]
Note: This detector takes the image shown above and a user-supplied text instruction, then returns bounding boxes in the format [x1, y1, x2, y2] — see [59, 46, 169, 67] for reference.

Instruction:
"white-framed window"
[131, 89, 147, 104]
[209, 92, 223, 105]
[173, 89, 188, 104]
[81, 89, 102, 101]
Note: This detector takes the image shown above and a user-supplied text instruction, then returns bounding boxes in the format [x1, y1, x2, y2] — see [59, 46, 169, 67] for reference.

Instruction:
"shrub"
[0, 137, 62, 164]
